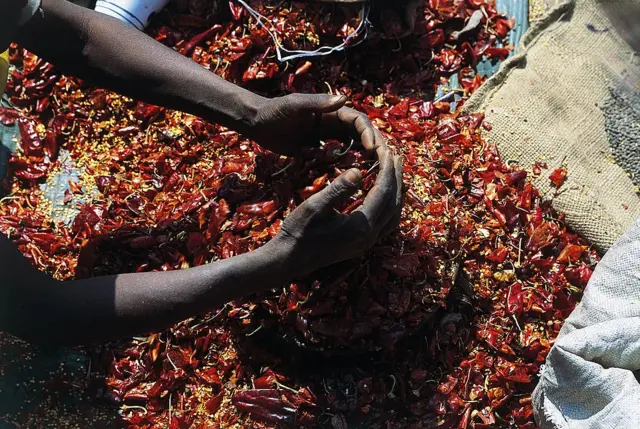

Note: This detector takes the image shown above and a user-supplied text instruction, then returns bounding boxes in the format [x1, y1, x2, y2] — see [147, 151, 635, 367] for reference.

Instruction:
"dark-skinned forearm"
[14, 0, 261, 131]
[1, 238, 290, 345]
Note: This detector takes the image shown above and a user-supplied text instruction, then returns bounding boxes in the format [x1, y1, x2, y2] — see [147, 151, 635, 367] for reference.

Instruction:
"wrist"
[231, 90, 264, 132]
[254, 237, 297, 282]
[202, 84, 265, 133]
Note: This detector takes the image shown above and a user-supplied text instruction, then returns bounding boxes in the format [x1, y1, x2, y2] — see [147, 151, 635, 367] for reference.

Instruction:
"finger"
[379, 155, 404, 237]
[345, 109, 385, 152]
[285, 93, 347, 114]
[371, 128, 388, 152]
[354, 146, 397, 228]
[393, 154, 404, 208]
[335, 108, 375, 151]
[325, 107, 386, 152]
[302, 168, 362, 220]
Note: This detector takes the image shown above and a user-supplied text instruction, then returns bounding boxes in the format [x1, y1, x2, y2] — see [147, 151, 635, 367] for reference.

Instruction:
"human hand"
[244, 93, 381, 156]
[268, 142, 404, 278]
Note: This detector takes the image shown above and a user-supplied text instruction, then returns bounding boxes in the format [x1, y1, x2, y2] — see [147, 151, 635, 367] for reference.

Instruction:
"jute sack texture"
[462, 0, 640, 251]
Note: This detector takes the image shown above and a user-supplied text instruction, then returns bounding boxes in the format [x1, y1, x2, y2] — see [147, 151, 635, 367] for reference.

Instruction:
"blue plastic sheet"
[439, 0, 528, 109]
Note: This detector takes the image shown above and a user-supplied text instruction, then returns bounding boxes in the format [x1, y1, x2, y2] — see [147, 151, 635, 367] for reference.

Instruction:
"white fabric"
[94, 0, 169, 30]
[533, 216, 640, 428]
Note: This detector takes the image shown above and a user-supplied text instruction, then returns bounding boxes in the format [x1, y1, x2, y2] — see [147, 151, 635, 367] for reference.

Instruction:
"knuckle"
[325, 188, 343, 203]
[299, 201, 319, 218]
[279, 219, 298, 239]
[358, 112, 371, 125]
[349, 111, 366, 127]
[262, 102, 285, 120]
[327, 179, 348, 198]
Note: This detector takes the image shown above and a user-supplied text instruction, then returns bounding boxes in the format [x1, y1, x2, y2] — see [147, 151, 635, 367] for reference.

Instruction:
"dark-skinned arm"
[12, 0, 379, 156]
[14, 0, 262, 133]
[0, 232, 291, 345]
[0, 147, 403, 345]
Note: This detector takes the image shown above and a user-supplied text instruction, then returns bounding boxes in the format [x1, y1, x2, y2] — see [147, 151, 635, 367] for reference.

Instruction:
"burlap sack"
[463, 0, 640, 251]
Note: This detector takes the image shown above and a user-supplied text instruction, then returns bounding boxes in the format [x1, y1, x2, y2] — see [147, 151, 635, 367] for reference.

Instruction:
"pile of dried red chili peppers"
[0, 0, 597, 428]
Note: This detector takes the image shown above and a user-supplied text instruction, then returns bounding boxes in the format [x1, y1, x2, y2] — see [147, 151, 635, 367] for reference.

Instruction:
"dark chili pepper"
[229, 37, 253, 52]
[10, 158, 48, 180]
[17, 118, 44, 157]
[295, 61, 312, 76]
[129, 236, 157, 249]
[43, 131, 59, 161]
[549, 167, 568, 188]
[33, 74, 58, 91]
[134, 102, 164, 123]
[115, 125, 140, 137]
[180, 24, 223, 56]
[484, 46, 511, 60]
[297, 174, 327, 199]
[36, 96, 50, 113]
[95, 176, 115, 194]
[236, 200, 277, 216]
[0, 107, 20, 125]
[341, 197, 364, 214]
[228, 1, 245, 21]
[232, 389, 296, 424]
[205, 392, 224, 414]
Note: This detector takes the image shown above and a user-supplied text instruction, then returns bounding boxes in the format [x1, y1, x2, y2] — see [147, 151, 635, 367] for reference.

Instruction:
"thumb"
[305, 169, 362, 218]
[285, 93, 347, 114]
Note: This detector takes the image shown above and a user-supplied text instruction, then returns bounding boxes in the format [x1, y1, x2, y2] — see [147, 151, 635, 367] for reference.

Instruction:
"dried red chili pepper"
[297, 174, 327, 199]
[1, 3, 595, 428]
[484, 46, 511, 60]
[549, 167, 568, 188]
[10, 158, 48, 180]
[0, 107, 20, 125]
[179, 24, 222, 56]
[232, 389, 297, 424]
[17, 118, 44, 157]
[228, 0, 245, 20]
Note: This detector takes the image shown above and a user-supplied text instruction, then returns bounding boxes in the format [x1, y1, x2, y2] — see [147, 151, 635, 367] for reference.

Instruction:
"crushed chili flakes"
[0, 1, 600, 428]
[549, 167, 568, 189]
[532, 160, 547, 177]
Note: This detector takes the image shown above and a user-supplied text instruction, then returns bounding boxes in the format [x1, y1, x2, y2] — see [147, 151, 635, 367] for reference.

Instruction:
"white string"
[235, 0, 370, 62]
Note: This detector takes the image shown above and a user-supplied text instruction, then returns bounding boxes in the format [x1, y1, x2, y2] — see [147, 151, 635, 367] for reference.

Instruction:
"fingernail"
[345, 168, 362, 185]
[331, 95, 346, 104]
